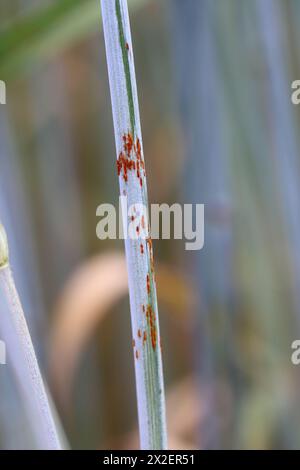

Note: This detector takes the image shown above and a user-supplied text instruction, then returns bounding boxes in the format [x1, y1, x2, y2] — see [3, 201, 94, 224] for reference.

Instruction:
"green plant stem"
[100, 0, 167, 450]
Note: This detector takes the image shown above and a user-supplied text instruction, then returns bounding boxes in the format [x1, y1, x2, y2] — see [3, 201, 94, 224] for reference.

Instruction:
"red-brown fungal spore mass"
[117, 151, 135, 182]
[146, 237, 155, 273]
[146, 274, 150, 295]
[123, 132, 134, 155]
[143, 331, 147, 345]
[116, 132, 146, 185]
[146, 303, 157, 350]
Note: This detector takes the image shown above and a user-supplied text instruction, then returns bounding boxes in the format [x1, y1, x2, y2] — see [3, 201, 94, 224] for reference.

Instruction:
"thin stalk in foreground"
[0, 223, 61, 450]
[100, 0, 167, 449]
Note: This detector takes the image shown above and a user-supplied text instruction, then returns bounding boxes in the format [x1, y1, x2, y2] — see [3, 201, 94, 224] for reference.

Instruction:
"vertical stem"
[0, 224, 61, 450]
[100, 0, 167, 449]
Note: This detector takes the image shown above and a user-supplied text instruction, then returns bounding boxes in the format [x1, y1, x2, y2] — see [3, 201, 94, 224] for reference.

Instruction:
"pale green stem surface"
[100, 0, 167, 450]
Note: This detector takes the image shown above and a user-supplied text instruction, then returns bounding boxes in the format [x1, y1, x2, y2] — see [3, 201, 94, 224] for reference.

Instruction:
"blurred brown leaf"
[49, 252, 196, 408]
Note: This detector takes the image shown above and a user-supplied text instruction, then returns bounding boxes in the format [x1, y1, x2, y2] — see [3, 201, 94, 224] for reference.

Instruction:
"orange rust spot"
[117, 134, 146, 185]
[117, 132, 146, 186]
[125, 42, 129, 51]
[142, 304, 145, 313]
[151, 330, 157, 349]
[135, 350, 139, 359]
[143, 331, 147, 344]
[117, 151, 135, 182]
[123, 132, 134, 155]
[136, 226, 140, 234]
[117, 133, 136, 183]
[146, 237, 155, 273]
[134, 138, 145, 172]
[146, 304, 157, 350]
[140, 244, 144, 254]
[146, 237, 152, 251]
[138, 329, 142, 339]
[136, 137, 141, 157]
[132, 339, 135, 348]
[131, 215, 135, 222]
[141, 216, 145, 230]
[146, 274, 150, 294]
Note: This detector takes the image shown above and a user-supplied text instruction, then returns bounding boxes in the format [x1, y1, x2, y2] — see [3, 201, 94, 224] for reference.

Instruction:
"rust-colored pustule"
[117, 133, 135, 182]
[146, 303, 157, 350]
[117, 151, 135, 182]
[117, 133, 146, 185]
[146, 237, 155, 273]
[123, 132, 134, 156]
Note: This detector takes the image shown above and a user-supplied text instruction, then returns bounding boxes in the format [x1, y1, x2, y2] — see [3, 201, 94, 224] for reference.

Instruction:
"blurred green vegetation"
[0, 0, 300, 450]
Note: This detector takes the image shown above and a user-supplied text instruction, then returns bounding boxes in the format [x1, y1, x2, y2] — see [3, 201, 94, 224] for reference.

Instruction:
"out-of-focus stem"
[0, 224, 61, 450]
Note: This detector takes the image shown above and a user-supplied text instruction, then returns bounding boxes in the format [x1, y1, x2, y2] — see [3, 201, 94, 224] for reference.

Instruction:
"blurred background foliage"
[0, 0, 299, 449]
